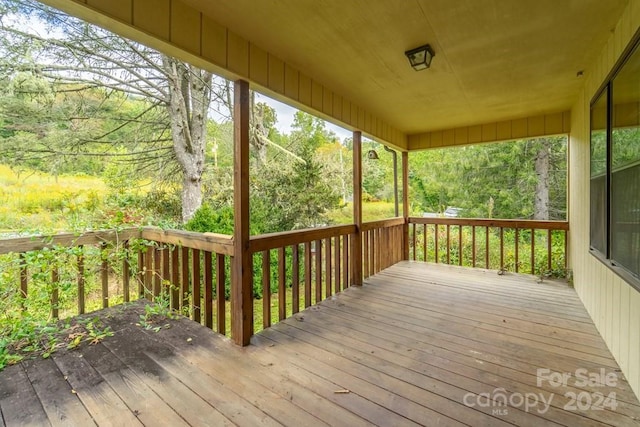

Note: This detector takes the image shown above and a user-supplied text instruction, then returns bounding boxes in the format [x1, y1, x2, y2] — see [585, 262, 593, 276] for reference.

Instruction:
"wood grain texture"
[232, 79, 253, 345]
[2, 263, 639, 426]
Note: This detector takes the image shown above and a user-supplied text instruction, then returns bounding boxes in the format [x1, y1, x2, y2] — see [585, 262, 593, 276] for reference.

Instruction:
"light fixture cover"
[405, 44, 435, 71]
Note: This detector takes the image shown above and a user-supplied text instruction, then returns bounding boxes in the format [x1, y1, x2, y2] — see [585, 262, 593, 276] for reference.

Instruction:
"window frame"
[589, 31, 640, 292]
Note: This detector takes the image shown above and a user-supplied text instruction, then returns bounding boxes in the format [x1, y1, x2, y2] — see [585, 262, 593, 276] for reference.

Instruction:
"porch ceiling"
[180, 0, 626, 134]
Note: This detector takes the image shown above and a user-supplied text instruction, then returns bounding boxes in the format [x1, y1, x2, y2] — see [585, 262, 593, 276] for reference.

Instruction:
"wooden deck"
[1, 262, 639, 426]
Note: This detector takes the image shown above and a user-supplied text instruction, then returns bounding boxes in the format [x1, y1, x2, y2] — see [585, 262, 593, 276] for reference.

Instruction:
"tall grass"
[0, 164, 107, 233]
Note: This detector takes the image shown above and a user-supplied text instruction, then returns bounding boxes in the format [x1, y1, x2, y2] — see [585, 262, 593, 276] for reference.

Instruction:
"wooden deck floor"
[1, 262, 639, 426]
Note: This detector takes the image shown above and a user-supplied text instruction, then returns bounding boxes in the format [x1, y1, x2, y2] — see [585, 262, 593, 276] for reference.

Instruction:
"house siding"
[570, 0, 640, 401]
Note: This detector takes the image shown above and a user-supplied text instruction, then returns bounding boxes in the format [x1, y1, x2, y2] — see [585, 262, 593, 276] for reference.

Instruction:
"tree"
[162, 57, 213, 221]
[0, 0, 230, 222]
[249, 112, 341, 232]
[409, 137, 567, 220]
[534, 138, 551, 219]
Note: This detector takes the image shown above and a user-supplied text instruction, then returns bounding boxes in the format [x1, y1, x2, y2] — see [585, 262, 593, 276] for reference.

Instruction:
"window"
[590, 38, 640, 288]
[590, 89, 607, 255]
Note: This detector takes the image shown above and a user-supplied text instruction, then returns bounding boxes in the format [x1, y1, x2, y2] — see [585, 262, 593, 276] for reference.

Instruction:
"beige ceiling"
[178, 0, 627, 134]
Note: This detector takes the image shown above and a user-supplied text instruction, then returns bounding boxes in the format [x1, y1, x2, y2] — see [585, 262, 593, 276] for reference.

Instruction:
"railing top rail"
[361, 217, 405, 231]
[140, 228, 234, 256]
[408, 217, 569, 230]
[250, 224, 356, 253]
[0, 228, 141, 256]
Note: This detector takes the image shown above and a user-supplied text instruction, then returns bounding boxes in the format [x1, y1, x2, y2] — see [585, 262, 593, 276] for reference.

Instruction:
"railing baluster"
[162, 246, 170, 298]
[423, 224, 427, 262]
[216, 254, 226, 334]
[77, 246, 85, 315]
[153, 247, 161, 297]
[458, 226, 463, 266]
[278, 247, 286, 321]
[181, 247, 189, 309]
[547, 229, 552, 271]
[171, 246, 179, 311]
[343, 234, 349, 288]
[412, 223, 416, 261]
[393, 226, 398, 264]
[20, 253, 28, 310]
[101, 242, 109, 308]
[191, 248, 201, 323]
[485, 226, 490, 269]
[564, 230, 568, 270]
[434, 224, 439, 263]
[515, 228, 520, 273]
[376, 228, 381, 272]
[262, 250, 271, 329]
[363, 231, 369, 278]
[334, 236, 341, 293]
[500, 227, 505, 271]
[122, 241, 130, 303]
[471, 226, 476, 267]
[315, 240, 322, 303]
[204, 251, 213, 329]
[446, 224, 451, 265]
[137, 249, 144, 298]
[531, 229, 535, 275]
[144, 247, 153, 299]
[51, 267, 59, 320]
[292, 244, 300, 314]
[325, 237, 332, 298]
[304, 242, 312, 308]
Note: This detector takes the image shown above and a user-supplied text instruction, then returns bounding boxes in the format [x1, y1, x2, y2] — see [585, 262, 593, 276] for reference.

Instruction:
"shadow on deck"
[1, 262, 639, 426]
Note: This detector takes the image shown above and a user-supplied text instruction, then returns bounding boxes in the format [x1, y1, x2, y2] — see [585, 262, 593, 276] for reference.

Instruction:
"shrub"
[185, 204, 234, 235]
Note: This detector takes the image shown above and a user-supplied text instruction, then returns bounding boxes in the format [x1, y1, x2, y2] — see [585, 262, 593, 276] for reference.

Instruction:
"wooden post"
[232, 79, 253, 346]
[352, 131, 363, 286]
[101, 242, 109, 308]
[402, 151, 410, 260]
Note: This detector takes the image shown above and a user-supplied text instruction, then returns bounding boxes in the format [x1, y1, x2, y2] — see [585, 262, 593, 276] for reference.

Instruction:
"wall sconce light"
[367, 150, 380, 160]
[405, 44, 435, 71]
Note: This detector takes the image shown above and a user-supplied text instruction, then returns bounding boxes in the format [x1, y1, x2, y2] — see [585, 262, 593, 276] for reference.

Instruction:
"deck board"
[1, 261, 639, 426]
[0, 363, 50, 427]
[23, 357, 96, 427]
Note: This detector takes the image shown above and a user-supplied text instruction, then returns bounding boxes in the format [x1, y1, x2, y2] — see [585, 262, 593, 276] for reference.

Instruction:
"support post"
[352, 131, 363, 286]
[383, 145, 399, 217]
[232, 79, 253, 346]
[402, 151, 410, 260]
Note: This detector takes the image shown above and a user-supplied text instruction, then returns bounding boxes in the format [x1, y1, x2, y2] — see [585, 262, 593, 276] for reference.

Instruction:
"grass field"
[0, 164, 106, 233]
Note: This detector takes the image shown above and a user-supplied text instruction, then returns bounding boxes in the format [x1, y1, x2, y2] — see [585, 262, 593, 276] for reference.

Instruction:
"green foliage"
[185, 204, 235, 235]
[410, 226, 568, 278]
[409, 137, 567, 219]
[0, 238, 140, 369]
[137, 291, 177, 332]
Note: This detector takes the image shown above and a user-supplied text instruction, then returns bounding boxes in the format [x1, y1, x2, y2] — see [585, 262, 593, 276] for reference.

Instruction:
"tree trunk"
[249, 92, 268, 166]
[162, 56, 213, 223]
[534, 139, 550, 220]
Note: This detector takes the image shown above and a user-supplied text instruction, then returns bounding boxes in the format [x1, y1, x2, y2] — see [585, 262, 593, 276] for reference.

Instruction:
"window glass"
[611, 44, 640, 277]
[590, 89, 608, 254]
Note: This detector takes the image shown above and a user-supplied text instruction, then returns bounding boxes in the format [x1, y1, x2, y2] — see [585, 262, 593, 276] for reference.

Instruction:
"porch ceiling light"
[405, 44, 435, 71]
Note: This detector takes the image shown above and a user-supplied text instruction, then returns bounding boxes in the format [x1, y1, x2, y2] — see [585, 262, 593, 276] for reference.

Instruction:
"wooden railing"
[0, 228, 234, 336]
[408, 217, 569, 276]
[249, 224, 356, 330]
[362, 218, 405, 278]
[0, 217, 571, 349]
[0, 229, 139, 319]
[137, 228, 233, 335]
